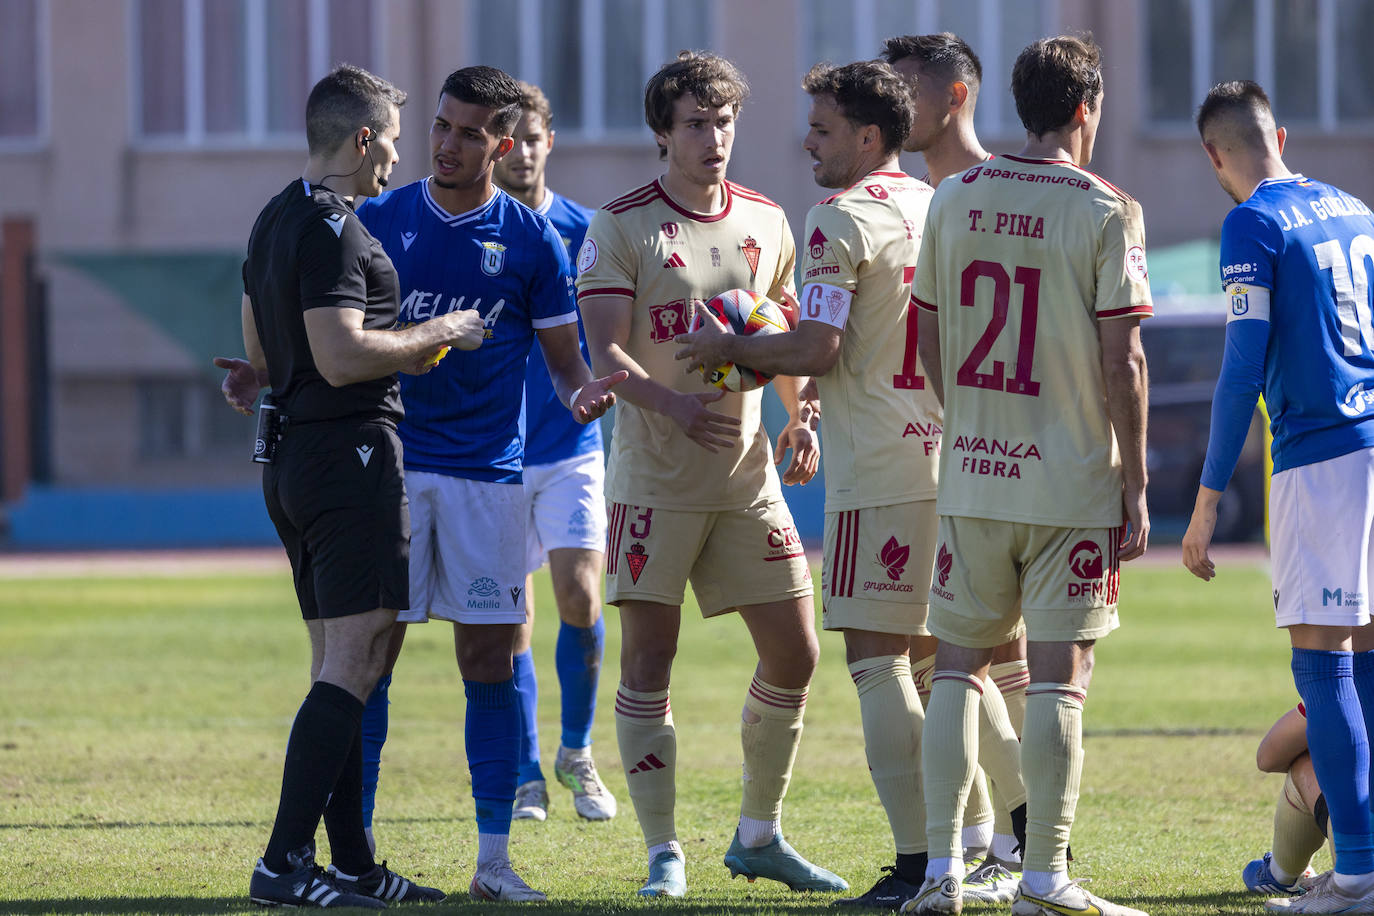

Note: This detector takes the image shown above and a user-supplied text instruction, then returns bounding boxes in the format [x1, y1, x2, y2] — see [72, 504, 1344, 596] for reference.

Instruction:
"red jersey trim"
[578, 287, 635, 301]
[604, 184, 660, 214]
[815, 168, 915, 205]
[912, 294, 938, 313]
[655, 178, 733, 222]
[1097, 303, 1153, 319]
[998, 155, 1136, 202]
[728, 181, 783, 209]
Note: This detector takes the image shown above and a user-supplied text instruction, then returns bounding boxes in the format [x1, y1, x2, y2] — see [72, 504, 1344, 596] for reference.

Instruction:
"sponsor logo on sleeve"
[807, 228, 828, 261]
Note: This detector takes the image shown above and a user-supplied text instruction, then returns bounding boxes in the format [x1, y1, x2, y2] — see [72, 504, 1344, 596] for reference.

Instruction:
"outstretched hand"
[571, 370, 630, 424]
[212, 357, 268, 415]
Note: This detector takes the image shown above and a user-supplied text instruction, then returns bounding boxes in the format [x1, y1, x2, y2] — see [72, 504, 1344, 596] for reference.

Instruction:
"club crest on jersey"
[625, 544, 649, 583]
[661, 221, 679, 239]
[480, 241, 506, 276]
[741, 236, 761, 277]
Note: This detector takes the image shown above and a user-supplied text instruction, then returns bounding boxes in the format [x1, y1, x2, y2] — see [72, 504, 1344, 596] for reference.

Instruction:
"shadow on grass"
[5, 896, 857, 915]
[0, 814, 457, 831]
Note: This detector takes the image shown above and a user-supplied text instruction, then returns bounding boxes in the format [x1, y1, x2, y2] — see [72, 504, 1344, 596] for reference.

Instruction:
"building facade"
[2, 0, 1372, 541]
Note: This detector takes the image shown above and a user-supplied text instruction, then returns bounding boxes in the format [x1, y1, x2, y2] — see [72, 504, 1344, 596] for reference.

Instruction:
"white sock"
[927, 856, 961, 880]
[1268, 857, 1299, 887]
[1334, 872, 1374, 895]
[962, 820, 993, 857]
[477, 832, 509, 867]
[991, 832, 1020, 864]
[1022, 869, 1071, 896]
[364, 826, 376, 858]
[649, 840, 684, 863]
[737, 815, 780, 848]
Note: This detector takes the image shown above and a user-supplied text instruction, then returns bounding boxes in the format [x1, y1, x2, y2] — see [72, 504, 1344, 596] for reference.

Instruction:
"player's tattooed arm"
[582, 293, 740, 452]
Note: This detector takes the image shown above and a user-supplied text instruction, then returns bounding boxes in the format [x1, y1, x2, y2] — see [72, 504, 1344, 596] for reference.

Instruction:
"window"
[133, 0, 381, 144]
[0, 0, 46, 143]
[1147, 0, 1374, 130]
[800, 0, 1059, 137]
[138, 378, 251, 459]
[471, 0, 715, 138]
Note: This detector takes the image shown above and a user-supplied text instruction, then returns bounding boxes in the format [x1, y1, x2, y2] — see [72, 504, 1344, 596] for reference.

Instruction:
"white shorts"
[1271, 446, 1374, 628]
[401, 470, 529, 625]
[524, 450, 607, 573]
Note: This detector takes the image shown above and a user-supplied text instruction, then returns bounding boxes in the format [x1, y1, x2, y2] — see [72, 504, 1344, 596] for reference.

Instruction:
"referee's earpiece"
[360, 130, 373, 147]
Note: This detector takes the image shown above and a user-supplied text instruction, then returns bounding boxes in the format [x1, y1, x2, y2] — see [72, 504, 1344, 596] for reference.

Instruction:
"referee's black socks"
[263, 681, 365, 874]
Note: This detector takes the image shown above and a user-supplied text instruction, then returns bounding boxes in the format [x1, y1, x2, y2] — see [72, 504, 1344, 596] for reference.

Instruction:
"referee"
[215, 64, 483, 908]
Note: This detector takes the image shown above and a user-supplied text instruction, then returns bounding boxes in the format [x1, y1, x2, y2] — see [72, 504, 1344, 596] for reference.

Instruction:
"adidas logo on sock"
[628, 753, 667, 774]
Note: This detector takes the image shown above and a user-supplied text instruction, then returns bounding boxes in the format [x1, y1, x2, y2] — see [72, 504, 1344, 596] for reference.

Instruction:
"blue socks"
[465, 678, 520, 836]
[513, 650, 544, 784]
[557, 618, 604, 750]
[1293, 647, 1374, 875]
[359, 672, 391, 830]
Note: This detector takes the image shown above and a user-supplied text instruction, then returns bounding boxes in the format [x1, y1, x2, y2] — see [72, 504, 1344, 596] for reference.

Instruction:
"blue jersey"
[523, 190, 602, 466]
[1203, 175, 1374, 488]
[356, 179, 577, 483]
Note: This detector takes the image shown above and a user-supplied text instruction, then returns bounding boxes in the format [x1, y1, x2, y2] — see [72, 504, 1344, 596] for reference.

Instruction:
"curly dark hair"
[644, 51, 749, 158]
[803, 60, 914, 156]
[1010, 34, 1103, 138]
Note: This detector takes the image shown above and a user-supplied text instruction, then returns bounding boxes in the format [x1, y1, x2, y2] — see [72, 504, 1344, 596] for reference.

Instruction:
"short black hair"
[880, 32, 982, 97]
[439, 66, 523, 136]
[305, 64, 406, 156]
[803, 60, 914, 156]
[1010, 34, 1103, 137]
[1196, 79, 1274, 143]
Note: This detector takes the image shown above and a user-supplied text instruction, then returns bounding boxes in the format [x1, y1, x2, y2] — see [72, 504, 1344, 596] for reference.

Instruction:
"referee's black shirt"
[243, 179, 404, 423]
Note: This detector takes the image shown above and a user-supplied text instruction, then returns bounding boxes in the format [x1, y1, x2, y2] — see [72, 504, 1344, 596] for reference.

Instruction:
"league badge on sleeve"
[577, 238, 598, 274]
[481, 241, 506, 277]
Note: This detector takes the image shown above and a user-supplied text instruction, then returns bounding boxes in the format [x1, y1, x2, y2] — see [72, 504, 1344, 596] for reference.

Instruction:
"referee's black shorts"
[263, 417, 409, 619]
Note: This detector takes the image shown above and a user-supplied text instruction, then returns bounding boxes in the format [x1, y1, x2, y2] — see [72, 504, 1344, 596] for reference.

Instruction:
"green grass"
[0, 558, 1310, 914]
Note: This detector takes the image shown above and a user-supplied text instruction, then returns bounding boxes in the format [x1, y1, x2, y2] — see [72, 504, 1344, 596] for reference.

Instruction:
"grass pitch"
[1, 555, 1306, 914]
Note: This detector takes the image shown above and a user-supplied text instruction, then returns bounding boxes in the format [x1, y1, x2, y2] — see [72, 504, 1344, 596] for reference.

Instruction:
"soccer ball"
[691, 288, 796, 392]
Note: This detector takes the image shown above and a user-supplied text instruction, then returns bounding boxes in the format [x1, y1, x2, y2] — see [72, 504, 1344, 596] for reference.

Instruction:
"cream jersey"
[576, 178, 796, 511]
[799, 170, 941, 510]
[911, 155, 1153, 528]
